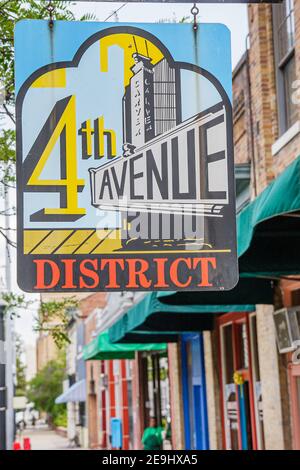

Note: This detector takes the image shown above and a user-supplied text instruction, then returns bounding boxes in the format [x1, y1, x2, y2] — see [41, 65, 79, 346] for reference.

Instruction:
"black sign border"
[16, 24, 238, 292]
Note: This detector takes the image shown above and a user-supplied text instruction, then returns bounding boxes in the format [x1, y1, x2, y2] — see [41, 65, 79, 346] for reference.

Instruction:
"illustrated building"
[122, 51, 179, 151]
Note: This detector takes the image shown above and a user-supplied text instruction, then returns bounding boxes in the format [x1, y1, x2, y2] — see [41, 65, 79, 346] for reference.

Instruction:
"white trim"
[83, 308, 99, 325]
[272, 120, 300, 156]
[0, 340, 5, 365]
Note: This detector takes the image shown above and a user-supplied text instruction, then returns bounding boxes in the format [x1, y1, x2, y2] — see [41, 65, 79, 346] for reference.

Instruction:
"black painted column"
[0, 306, 6, 450]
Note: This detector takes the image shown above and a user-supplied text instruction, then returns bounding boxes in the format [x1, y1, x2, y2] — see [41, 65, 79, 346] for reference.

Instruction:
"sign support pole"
[0, 306, 6, 451]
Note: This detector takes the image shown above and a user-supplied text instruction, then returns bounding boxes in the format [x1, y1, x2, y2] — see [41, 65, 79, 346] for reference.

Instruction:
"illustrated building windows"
[153, 59, 177, 135]
[273, 0, 297, 134]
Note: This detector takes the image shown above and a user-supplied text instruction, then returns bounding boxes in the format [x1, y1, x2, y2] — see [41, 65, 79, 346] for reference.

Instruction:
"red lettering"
[153, 258, 168, 288]
[101, 259, 125, 288]
[169, 258, 192, 288]
[79, 259, 99, 288]
[193, 257, 217, 287]
[61, 259, 77, 289]
[127, 259, 152, 289]
[33, 259, 60, 289]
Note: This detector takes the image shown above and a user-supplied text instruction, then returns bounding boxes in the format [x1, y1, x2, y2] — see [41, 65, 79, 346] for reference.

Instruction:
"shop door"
[181, 333, 209, 450]
[219, 313, 258, 450]
[142, 352, 170, 428]
[289, 364, 300, 449]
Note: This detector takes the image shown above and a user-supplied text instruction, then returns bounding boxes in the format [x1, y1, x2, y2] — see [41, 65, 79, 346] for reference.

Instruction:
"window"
[78, 402, 86, 427]
[235, 164, 251, 213]
[273, 0, 298, 134]
[235, 322, 249, 370]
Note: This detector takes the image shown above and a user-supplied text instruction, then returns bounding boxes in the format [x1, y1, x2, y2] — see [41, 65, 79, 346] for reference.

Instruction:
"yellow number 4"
[25, 95, 86, 221]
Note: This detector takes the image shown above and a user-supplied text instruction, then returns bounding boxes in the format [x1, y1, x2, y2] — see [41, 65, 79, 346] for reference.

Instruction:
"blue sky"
[72, 2, 248, 68]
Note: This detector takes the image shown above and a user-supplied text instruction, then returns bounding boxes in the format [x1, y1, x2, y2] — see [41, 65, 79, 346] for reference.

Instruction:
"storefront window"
[181, 334, 209, 450]
[219, 313, 262, 450]
[236, 322, 249, 370]
[223, 324, 234, 384]
[78, 402, 86, 427]
[273, 0, 297, 134]
[221, 323, 239, 450]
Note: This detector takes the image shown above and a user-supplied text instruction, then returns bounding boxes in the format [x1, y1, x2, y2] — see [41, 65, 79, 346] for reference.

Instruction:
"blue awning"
[55, 379, 86, 404]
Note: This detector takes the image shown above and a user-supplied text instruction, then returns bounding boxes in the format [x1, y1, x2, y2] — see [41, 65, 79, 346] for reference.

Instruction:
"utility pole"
[4, 185, 14, 450]
[0, 302, 6, 450]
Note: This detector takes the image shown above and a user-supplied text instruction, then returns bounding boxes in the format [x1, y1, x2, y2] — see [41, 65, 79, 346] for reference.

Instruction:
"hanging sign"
[16, 20, 238, 292]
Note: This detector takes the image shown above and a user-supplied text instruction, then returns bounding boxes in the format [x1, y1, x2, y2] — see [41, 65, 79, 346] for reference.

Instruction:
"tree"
[36, 296, 79, 348]
[15, 333, 27, 396]
[0, 1, 77, 113]
[27, 350, 66, 424]
[0, 2, 77, 223]
[0, 0, 92, 229]
[0, 1, 93, 338]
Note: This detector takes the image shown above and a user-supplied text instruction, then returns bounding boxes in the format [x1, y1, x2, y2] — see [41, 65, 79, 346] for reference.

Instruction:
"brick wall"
[232, 52, 253, 166]
[248, 4, 278, 194]
[273, 0, 300, 174]
[248, 3, 300, 184]
[245, 2, 300, 449]
[80, 292, 107, 318]
[36, 333, 58, 371]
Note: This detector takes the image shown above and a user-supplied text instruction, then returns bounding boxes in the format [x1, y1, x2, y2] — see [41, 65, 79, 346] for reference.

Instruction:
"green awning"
[238, 155, 300, 276]
[107, 156, 300, 344]
[157, 278, 273, 305]
[108, 291, 257, 343]
[83, 331, 166, 360]
[110, 331, 180, 344]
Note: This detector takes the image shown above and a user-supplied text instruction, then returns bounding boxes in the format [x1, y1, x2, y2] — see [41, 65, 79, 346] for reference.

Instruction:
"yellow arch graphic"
[100, 33, 164, 87]
[31, 69, 66, 88]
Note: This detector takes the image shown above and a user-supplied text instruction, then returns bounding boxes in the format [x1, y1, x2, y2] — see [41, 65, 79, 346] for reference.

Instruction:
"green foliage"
[0, 129, 15, 164]
[35, 296, 79, 349]
[0, 129, 15, 186]
[53, 407, 67, 428]
[0, 1, 76, 106]
[15, 333, 27, 397]
[0, 1, 93, 349]
[0, 1, 96, 106]
[2, 292, 32, 318]
[27, 350, 66, 420]
[0, 0, 87, 172]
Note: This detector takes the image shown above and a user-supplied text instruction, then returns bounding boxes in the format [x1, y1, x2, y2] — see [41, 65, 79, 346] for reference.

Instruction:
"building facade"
[204, 0, 300, 450]
[53, 2, 300, 451]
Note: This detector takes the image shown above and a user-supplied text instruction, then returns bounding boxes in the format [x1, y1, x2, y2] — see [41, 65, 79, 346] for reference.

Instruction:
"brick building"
[45, 2, 300, 451]
[204, 0, 300, 450]
[36, 293, 93, 371]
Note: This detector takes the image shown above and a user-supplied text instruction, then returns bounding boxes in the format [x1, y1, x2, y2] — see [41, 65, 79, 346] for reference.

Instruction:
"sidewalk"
[16, 426, 79, 450]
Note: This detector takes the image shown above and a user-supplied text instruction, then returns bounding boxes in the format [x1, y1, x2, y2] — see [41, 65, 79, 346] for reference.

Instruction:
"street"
[16, 427, 75, 451]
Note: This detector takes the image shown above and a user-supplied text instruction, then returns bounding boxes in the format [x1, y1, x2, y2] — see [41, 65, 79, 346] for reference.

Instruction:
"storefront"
[217, 312, 264, 450]
[289, 361, 300, 449]
[275, 279, 300, 449]
[181, 333, 209, 450]
[159, 282, 276, 450]
[108, 285, 273, 450]
[83, 331, 166, 449]
[137, 350, 172, 448]
[223, 158, 300, 449]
